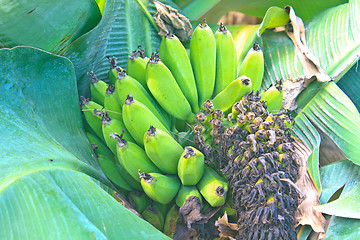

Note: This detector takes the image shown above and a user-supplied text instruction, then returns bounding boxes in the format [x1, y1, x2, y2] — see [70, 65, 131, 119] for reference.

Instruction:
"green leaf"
[65, 0, 167, 96]
[0, 0, 101, 54]
[180, 0, 346, 22]
[300, 82, 360, 165]
[292, 114, 321, 192]
[318, 160, 360, 239]
[0, 46, 169, 239]
[257, 7, 289, 35]
[319, 160, 360, 204]
[337, 62, 360, 111]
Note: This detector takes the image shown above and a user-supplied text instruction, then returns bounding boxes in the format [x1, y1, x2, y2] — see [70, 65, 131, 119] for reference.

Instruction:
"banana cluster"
[80, 18, 299, 239]
[193, 91, 300, 240]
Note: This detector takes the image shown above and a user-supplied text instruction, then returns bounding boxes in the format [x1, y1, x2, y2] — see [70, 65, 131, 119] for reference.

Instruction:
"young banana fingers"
[106, 56, 120, 85]
[175, 185, 202, 207]
[104, 85, 122, 121]
[239, 42, 265, 91]
[260, 81, 283, 113]
[214, 23, 237, 96]
[197, 166, 228, 207]
[146, 52, 194, 122]
[177, 146, 205, 185]
[80, 96, 105, 142]
[211, 76, 252, 114]
[144, 126, 183, 174]
[139, 171, 180, 204]
[190, 19, 216, 108]
[122, 94, 170, 147]
[88, 71, 107, 106]
[113, 134, 161, 182]
[126, 46, 149, 89]
[159, 33, 199, 113]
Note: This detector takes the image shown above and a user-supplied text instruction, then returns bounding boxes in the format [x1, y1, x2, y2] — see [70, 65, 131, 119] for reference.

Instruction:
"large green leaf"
[317, 161, 360, 239]
[0, 46, 169, 239]
[179, 0, 346, 22]
[65, 0, 176, 96]
[337, 61, 360, 111]
[0, 0, 101, 54]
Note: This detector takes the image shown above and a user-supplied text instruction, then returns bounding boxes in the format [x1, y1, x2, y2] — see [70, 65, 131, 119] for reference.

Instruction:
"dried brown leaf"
[215, 212, 238, 240]
[151, 0, 193, 41]
[282, 76, 305, 111]
[285, 6, 332, 87]
[293, 139, 326, 233]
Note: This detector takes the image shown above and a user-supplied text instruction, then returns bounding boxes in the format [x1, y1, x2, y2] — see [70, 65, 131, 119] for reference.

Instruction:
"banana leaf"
[0, 46, 170, 240]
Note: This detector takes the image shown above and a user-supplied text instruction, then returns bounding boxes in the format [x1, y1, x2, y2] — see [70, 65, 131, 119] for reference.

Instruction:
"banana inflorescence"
[81, 19, 300, 239]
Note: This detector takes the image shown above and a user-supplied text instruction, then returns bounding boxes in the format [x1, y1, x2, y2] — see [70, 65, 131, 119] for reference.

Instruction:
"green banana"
[86, 132, 112, 159]
[97, 154, 133, 191]
[106, 56, 119, 85]
[260, 81, 283, 113]
[86, 132, 142, 190]
[212, 76, 252, 113]
[104, 85, 122, 121]
[115, 69, 169, 128]
[113, 134, 161, 182]
[214, 23, 237, 96]
[122, 94, 170, 147]
[139, 171, 180, 204]
[101, 112, 135, 155]
[126, 46, 149, 89]
[177, 146, 205, 185]
[80, 96, 105, 142]
[175, 185, 202, 207]
[238, 42, 264, 91]
[88, 71, 108, 106]
[159, 33, 199, 113]
[190, 19, 216, 108]
[145, 52, 194, 122]
[142, 204, 165, 231]
[128, 190, 150, 213]
[197, 166, 228, 207]
[163, 204, 179, 238]
[144, 126, 183, 174]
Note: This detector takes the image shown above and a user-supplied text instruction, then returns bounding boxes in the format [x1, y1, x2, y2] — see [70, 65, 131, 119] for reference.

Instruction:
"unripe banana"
[212, 76, 252, 114]
[139, 171, 180, 204]
[106, 56, 120, 85]
[97, 154, 133, 191]
[122, 94, 170, 147]
[260, 82, 283, 113]
[115, 69, 169, 128]
[214, 23, 237, 96]
[175, 185, 202, 207]
[80, 96, 105, 142]
[177, 146, 205, 185]
[239, 42, 264, 91]
[197, 166, 228, 207]
[163, 204, 179, 238]
[146, 52, 194, 122]
[114, 134, 161, 182]
[86, 132, 142, 190]
[88, 71, 108, 106]
[128, 190, 150, 213]
[190, 19, 216, 108]
[141, 204, 165, 231]
[126, 46, 149, 89]
[159, 33, 199, 113]
[101, 112, 135, 154]
[144, 126, 183, 174]
[104, 85, 122, 121]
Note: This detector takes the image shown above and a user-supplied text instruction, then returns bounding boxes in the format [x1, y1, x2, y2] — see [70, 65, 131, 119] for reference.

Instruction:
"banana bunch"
[80, 19, 299, 239]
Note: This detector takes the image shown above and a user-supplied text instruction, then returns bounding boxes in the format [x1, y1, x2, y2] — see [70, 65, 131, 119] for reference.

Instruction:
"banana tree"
[0, 0, 359, 239]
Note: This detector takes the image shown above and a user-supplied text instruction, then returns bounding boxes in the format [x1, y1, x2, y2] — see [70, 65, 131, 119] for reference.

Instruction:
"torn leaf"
[285, 6, 332, 86]
[215, 212, 238, 240]
[293, 139, 326, 233]
[282, 76, 305, 111]
[150, 0, 193, 41]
